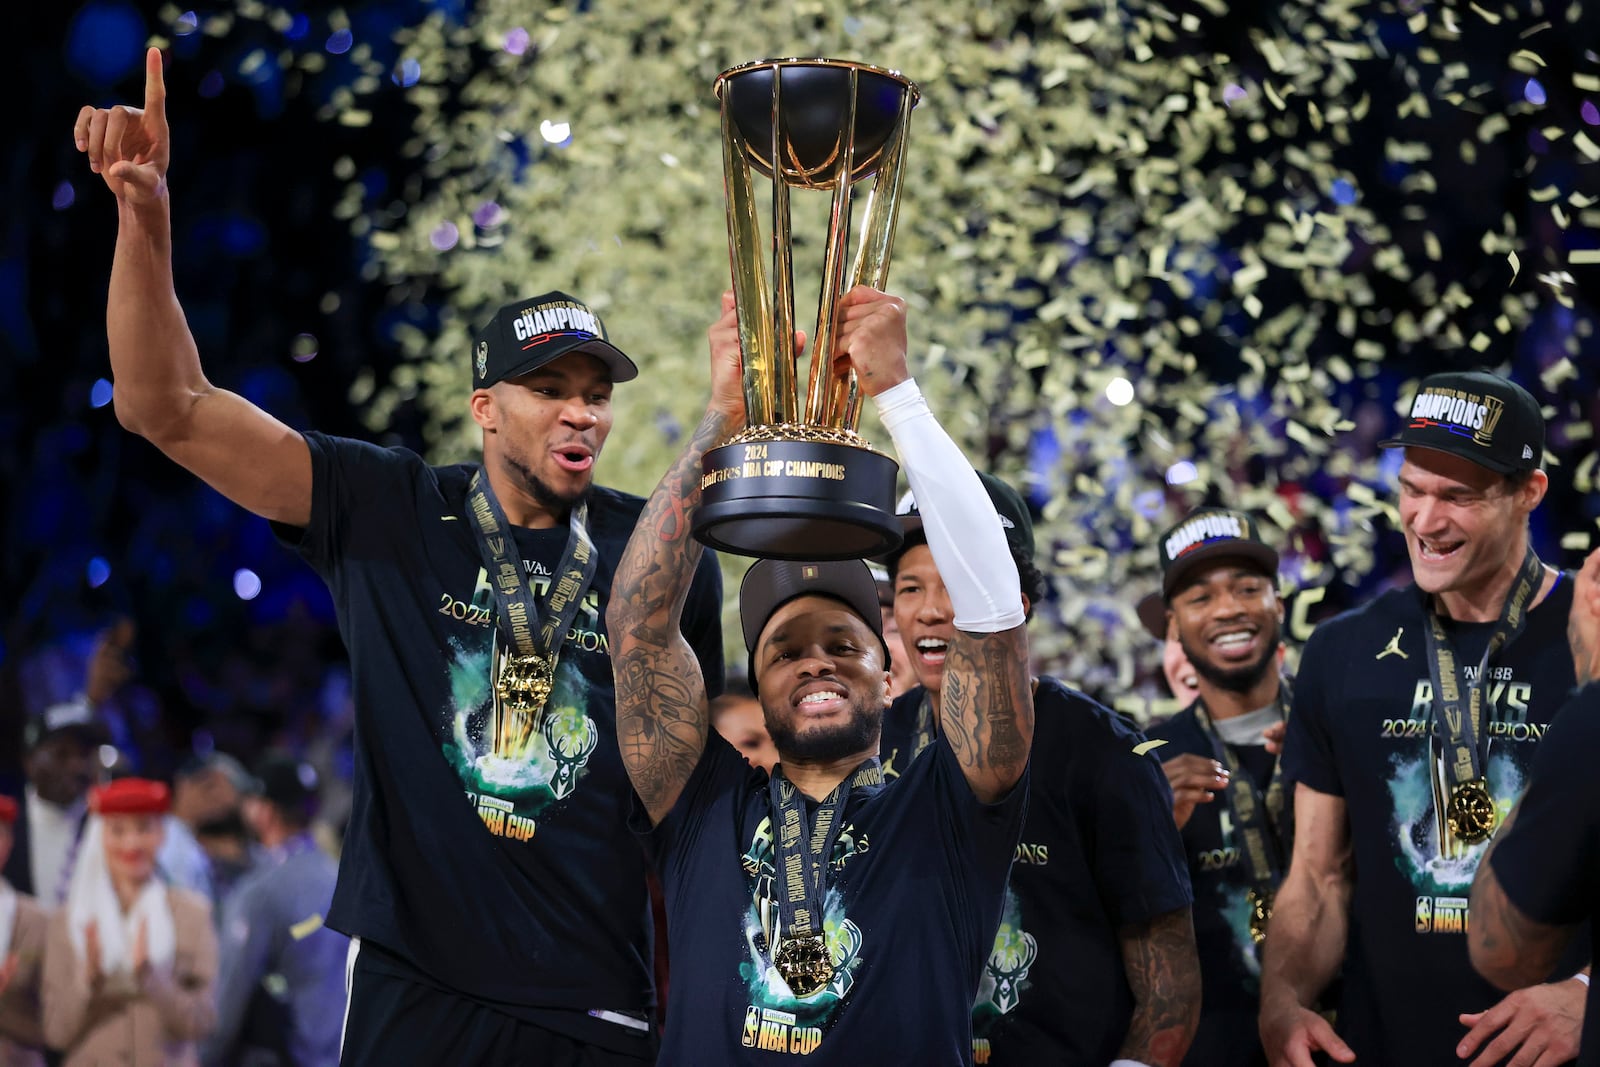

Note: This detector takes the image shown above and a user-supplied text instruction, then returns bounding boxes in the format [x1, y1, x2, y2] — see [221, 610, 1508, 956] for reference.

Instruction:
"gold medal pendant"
[1447, 778, 1497, 844]
[1246, 889, 1273, 945]
[493, 653, 556, 758]
[498, 652, 556, 713]
[774, 935, 832, 998]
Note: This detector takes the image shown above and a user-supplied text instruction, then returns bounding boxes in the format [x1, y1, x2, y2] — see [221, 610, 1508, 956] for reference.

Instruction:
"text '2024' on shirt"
[275, 432, 724, 1052]
[1282, 574, 1579, 1067]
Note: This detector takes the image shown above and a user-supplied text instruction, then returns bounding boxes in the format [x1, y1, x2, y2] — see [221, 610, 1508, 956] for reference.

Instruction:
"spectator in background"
[158, 753, 252, 903]
[0, 795, 47, 1067]
[195, 812, 255, 905]
[4, 704, 107, 905]
[1139, 592, 1202, 710]
[708, 681, 778, 774]
[41, 778, 217, 1066]
[205, 754, 345, 1067]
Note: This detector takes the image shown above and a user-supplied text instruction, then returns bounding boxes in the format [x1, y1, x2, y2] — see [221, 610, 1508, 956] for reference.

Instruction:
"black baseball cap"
[472, 291, 639, 389]
[739, 558, 887, 693]
[250, 753, 320, 820]
[1156, 507, 1279, 601]
[1379, 370, 1543, 475]
[24, 700, 110, 751]
[892, 471, 1035, 568]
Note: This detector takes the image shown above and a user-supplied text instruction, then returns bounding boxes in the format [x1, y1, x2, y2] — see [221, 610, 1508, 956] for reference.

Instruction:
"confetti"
[175, 0, 1598, 709]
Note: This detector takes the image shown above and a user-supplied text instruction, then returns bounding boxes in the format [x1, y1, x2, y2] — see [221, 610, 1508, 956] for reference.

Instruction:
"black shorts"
[341, 943, 655, 1067]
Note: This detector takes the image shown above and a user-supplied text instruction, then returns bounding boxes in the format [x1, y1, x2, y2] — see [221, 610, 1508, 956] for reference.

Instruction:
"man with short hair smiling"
[881, 477, 1198, 1067]
[609, 285, 1032, 1063]
[1145, 507, 1289, 1067]
[1261, 370, 1583, 1067]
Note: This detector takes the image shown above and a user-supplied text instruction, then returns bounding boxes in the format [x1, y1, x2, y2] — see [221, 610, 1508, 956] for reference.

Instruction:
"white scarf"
[0, 880, 15, 960]
[64, 818, 175, 975]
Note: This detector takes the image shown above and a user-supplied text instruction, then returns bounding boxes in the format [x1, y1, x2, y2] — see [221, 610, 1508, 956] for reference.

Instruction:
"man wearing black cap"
[1261, 370, 1583, 1066]
[77, 52, 725, 1063]
[881, 476, 1198, 1067]
[205, 754, 346, 1067]
[1142, 507, 1291, 1067]
[609, 286, 1032, 1063]
[4, 702, 108, 906]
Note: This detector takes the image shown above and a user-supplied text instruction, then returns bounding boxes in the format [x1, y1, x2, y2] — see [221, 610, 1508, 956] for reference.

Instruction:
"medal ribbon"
[465, 467, 599, 672]
[908, 692, 937, 762]
[1193, 681, 1293, 900]
[1422, 547, 1543, 792]
[769, 759, 883, 951]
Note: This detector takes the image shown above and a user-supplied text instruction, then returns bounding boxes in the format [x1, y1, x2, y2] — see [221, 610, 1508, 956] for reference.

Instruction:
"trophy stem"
[838, 95, 913, 428]
[721, 102, 780, 426]
[769, 69, 800, 425]
[805, 66, 859, 427]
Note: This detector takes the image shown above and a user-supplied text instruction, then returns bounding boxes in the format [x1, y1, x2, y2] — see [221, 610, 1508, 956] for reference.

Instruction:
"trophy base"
[695, 437, 902, 560]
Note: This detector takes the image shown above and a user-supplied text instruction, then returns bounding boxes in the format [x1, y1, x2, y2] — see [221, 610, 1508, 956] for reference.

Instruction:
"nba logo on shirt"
[1414, 896, 1432, 934]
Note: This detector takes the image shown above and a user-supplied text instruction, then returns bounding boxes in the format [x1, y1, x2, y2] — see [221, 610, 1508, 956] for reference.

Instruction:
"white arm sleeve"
[873, 378, 1025, 633]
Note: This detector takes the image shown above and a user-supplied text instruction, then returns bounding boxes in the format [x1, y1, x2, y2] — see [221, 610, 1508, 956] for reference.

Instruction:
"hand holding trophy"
[693, 59, 919, 561]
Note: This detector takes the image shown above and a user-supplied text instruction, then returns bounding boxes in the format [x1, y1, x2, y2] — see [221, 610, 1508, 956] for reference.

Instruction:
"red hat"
[90, 778, 171, 816]
[0, 796, 16, 825]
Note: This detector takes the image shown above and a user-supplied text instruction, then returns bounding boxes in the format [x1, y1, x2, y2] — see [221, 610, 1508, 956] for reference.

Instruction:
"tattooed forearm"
[1469, 809, 1576, 990]
[1118, 908, 1201, 1067]
[611, 408, 732, 637]
[939, 623, 1033, 803]
[615, 656, 710, 823]
[608, 406, 735, 824]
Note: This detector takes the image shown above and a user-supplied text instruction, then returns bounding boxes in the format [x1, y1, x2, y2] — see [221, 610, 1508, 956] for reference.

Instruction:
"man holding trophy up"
[612, 278, 1033, 1060]
[611, 53, 1032, 1067]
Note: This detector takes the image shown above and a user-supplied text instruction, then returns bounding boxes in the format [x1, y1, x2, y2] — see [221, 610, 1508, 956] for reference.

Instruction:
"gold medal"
[497, 652, 556, 713]
[1246, 888, 1273, 945]
[774, 935, 832, 998]
[1447, 778, 1497, 844]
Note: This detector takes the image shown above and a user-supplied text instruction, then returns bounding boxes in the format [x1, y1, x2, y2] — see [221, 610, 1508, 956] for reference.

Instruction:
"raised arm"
[1257, 784, 1356, 1067]
[608, 294, 746, 824]
[843, 287, 1033, 803]
[78, 47, 311, 526]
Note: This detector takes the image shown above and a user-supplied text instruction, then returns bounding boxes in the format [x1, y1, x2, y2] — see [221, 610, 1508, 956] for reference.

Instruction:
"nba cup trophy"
[693, 59, 919, 561]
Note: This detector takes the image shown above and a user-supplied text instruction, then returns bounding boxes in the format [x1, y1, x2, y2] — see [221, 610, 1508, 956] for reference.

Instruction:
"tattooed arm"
[845, 286, 1033, 803]
[1116, 907, 1201, 1067]
[939, 625, 1034, 802]
[1469, 808, 1579, 990]
[608, 294, 745, 825]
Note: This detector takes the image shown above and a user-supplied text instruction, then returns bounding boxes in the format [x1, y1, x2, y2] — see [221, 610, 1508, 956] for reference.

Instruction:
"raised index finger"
[144, 46, 166, 115]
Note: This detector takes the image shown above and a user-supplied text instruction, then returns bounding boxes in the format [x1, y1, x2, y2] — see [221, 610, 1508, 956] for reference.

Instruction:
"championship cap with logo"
[1379, 370, 1544, 475]
[739, 558, 888, 694]
[472, 290, 639, 389]
[1156, 507, 1279, 602]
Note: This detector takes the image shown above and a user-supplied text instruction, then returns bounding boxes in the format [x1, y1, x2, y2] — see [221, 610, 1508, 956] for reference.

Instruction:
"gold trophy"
[693, 59, 919, 560]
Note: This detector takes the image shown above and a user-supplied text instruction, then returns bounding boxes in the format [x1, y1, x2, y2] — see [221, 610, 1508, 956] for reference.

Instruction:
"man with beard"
[1145, 508, 1289, 1067]
[1261, 370, 1583, 1067]
[609, 286, 1032, 1063]
[882, 475, 1198, 1067]
[75, 50, 724, 1064]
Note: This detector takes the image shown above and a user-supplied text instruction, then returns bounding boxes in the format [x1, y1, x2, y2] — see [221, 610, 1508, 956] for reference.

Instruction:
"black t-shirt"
[640, 730, 1027, 1065]
[276, 432, 725, 1046]
[1282, 575, 1578, 1066]
[1147, 703, 1288, 1067]
[880, 678, 1193, 1066]
[1490, 682, 1600, 1066]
